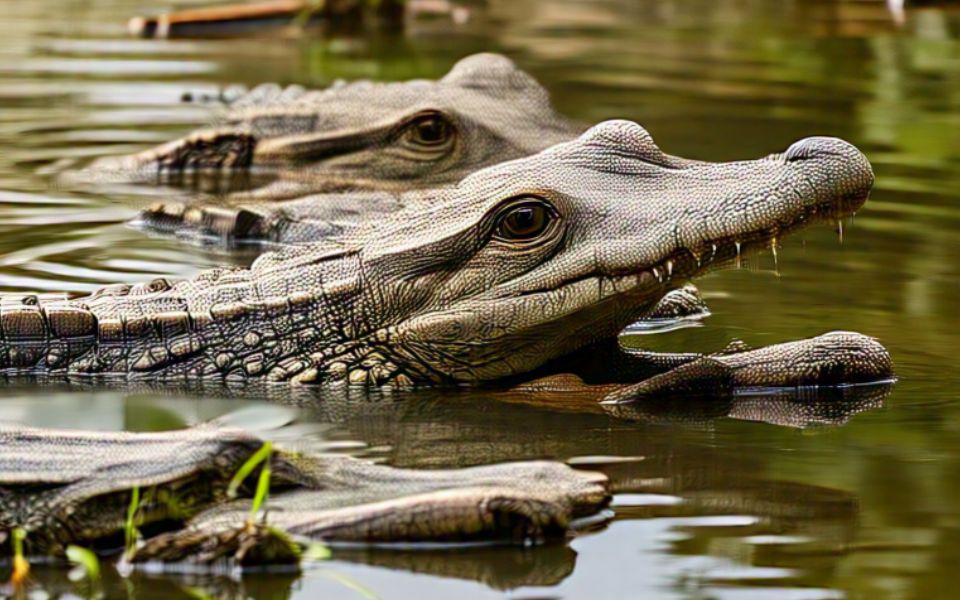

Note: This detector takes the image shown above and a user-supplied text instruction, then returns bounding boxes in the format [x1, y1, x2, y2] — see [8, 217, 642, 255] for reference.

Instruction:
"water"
[0, 0, 959, 597]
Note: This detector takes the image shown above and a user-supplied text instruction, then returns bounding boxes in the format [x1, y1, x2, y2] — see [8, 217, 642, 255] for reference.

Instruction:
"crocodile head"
[340, 120, 875, 381]
[83, 53, 578, 193]
[0, 121, 873, 385]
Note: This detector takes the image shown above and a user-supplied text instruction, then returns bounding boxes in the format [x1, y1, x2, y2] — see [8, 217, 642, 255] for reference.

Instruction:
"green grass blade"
[249, 460, 272, 522]
[11, 527, 29, 586]
[124, 485, 141, 555]
[66, 545, 101, 582]
[228, 441, 273, 499]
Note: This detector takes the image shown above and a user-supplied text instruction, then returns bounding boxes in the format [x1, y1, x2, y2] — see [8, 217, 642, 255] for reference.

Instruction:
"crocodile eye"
[408, 115, 451, 147]
[493, 198, 558, 244]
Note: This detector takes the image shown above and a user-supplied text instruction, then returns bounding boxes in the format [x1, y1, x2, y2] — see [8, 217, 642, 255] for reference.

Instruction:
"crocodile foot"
[604, 331, 893, 404]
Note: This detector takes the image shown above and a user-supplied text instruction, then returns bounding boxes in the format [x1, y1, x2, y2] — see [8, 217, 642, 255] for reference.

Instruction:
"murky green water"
[0, 0, 959, 597]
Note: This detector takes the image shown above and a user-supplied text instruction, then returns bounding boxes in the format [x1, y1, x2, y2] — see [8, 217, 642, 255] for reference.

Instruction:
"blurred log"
[128, 0, 366, 38]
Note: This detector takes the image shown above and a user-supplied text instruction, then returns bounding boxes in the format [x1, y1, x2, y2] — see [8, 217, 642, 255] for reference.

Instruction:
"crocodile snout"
[785, 136, 875, 205]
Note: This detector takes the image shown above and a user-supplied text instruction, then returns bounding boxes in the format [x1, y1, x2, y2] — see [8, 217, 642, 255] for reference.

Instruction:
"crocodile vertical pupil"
[497, 204, 551, 241]
[415, 118, 448, 144]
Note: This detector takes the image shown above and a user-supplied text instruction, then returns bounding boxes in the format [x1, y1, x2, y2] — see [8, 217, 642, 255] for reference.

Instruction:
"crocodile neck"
[0, 244, 420, 384]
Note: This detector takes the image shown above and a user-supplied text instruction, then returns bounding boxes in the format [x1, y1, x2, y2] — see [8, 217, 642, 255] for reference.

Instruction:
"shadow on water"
[0, 0, 959, 598]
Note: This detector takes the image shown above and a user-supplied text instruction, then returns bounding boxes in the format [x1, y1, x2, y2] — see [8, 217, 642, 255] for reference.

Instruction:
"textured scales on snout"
[0, 121, 891, 395]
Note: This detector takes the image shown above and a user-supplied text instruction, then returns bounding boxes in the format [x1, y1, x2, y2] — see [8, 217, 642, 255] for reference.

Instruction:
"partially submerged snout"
[70, 53, 578, 196]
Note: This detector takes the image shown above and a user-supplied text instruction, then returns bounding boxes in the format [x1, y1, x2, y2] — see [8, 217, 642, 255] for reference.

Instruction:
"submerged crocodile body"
[0, 383, 892, 570]
[0, 121, 892, 399]
[84, 53, 580, 201]
[0, 422, 608, 562]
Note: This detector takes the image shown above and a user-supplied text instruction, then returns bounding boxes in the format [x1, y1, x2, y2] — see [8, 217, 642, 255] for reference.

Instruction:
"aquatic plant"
[124, 486, 141, 557]
[10, 528, 29, 587]
[227, 441, 275, 527]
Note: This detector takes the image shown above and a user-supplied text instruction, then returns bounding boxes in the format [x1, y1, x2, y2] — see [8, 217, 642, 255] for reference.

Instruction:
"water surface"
[0, 0, 959, 598]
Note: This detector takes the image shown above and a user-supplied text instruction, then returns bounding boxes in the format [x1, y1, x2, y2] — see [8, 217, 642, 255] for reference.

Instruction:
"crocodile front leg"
[506, 332, 893, 427]
[602, 331, 893, 404]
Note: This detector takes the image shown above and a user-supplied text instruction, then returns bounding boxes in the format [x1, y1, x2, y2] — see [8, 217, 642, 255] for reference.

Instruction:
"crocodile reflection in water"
[0, 382, 885, 591]
[0, 420, 609, 560]
[287, 382, 887, 588]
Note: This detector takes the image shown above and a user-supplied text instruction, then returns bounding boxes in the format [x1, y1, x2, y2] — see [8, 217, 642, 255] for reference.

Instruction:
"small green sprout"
[10, 527, 29, 587]
[124, 485, 141, 557]
[227, 441, 274, 524]
[228, 442, 273, 498]
[302, 542, 332, 562]
[249, 455, 272, 524]
[66, 545, 101, 583]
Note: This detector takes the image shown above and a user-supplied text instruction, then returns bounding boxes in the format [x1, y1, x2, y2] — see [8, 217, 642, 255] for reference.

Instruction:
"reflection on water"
[0, 0, 959, 598]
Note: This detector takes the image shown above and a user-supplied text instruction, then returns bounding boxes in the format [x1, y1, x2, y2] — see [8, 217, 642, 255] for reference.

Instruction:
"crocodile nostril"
[785, 138, 832, 162]
[784, 136, 867, 163]
[784, 136, 875, 201]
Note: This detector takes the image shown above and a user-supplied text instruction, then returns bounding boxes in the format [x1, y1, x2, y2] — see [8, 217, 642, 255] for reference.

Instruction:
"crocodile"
[0, 120, 892, 399]
[83, 53, 580, 201]
[0, 422, 609, 560]
[128, 452, 608, 565]
[0, 380, 887, 570]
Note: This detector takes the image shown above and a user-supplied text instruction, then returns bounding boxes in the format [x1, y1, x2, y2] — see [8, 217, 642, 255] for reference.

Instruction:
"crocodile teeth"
[690, 248, 703, 267]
